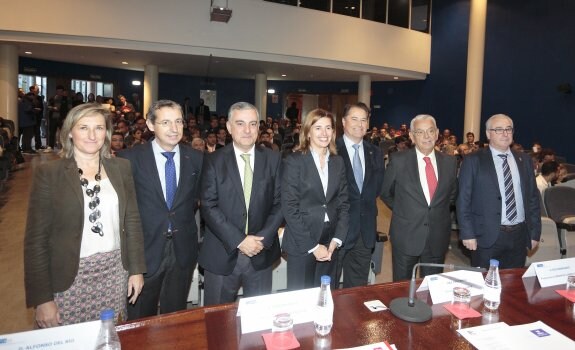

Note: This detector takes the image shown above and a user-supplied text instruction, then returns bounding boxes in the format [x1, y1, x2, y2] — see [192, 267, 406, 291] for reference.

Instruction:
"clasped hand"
[313, 241, 338, 261]
[239, 235, 264, 257]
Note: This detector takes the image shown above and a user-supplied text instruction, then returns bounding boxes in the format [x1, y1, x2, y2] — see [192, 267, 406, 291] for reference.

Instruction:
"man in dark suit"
[382, 114, 458, 281]
[198, 102, 283, 305]
[457, 114, 541, 269]
[119, 100, 203, 319]
[335, 103, 385, 288]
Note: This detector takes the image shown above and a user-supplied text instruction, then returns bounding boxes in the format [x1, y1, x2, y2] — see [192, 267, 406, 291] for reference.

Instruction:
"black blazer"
[336, 137, 385, 250]
[281, 151, 350, 256]
[381, 148, 458, 257]
[457, 148, 541, 248]
[198, 144, 283, 275]
[118, 142, 203, 276]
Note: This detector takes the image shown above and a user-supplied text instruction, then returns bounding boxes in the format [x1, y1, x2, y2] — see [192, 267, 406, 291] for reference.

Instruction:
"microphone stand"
[389, 263, 485, 323]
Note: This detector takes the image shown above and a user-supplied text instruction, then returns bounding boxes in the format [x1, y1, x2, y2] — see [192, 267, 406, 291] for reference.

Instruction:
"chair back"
[544, 186, 575, 222]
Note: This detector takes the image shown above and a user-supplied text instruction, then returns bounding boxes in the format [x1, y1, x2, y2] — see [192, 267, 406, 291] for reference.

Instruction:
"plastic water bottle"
[94, 309, 121, 350]
[314, 275, 334, 336]
[483, 259, 502, 311]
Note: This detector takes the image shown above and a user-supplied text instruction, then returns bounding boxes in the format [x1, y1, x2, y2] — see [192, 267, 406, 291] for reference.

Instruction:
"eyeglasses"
[489, 127, 514, 135]
[155, 119, 185, 128]
[412, 128, 437, 137]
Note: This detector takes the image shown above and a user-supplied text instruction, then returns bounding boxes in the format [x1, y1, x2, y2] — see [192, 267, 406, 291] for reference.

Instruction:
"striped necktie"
[498, 154, 517, 222]
[241, 153, 252, 234]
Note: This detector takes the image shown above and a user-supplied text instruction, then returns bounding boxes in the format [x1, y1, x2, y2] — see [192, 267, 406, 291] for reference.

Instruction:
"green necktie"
[241, 153, 252, 234]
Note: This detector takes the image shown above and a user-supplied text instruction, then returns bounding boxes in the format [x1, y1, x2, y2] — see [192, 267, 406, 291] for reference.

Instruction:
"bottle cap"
[489, 259, 499, 267]
[321, 275, 331, 284]
[100, 309, 115, 321]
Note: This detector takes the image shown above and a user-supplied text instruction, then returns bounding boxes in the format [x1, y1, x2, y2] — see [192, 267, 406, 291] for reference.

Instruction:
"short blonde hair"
[59, 103, 113, 159]
[297, 108, 337, 155]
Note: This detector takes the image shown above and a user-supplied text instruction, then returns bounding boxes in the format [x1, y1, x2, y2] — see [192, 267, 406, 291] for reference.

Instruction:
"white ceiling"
[11, 41, 415, 82]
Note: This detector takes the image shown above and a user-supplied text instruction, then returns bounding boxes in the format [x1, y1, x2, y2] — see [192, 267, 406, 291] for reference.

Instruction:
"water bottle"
[483, 259, 502, 311]
[94, 309, 121, 350]
[314, 275, 334, 336]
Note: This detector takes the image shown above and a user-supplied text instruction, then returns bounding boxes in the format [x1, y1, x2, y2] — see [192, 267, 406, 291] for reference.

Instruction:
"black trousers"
[471, 223, 528, 269]
[47, 117, 61, 148]
[203, 253, 272, 306]
[392, 241, 445, 282]
[336, 233, 374, 288]
[286, 222, 339, 290]
[127, 240, 194, 320]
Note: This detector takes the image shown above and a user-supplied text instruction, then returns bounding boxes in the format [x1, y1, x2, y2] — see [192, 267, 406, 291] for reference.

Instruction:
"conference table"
[116, 268, 575, 349]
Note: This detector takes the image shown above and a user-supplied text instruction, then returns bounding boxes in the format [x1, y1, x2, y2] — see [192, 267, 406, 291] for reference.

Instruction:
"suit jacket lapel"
[172, 147, 190, 207]
[483, 148, 502, 194]
[63, 158, 84, 206]
[326, 154, 337, 201]
[363, 141, 373, 187]
[407, 149, 428, 205]
[305, 152, 326, 201]
[337, 139, 359, 194]
[143, 143, 166, 207]
[225, 146, 246, 209]
[511, 150, 528, 199]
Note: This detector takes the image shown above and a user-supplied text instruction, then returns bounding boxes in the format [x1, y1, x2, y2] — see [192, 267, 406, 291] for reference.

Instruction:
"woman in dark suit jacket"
[24, 103, 145, 328]
[281, 109, 349, 290]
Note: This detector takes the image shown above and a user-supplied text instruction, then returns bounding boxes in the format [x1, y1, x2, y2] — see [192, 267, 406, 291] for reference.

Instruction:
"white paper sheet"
[416, 270, 485, 304]
[523, 257, 575, 287]
[0, 320, 100, 350]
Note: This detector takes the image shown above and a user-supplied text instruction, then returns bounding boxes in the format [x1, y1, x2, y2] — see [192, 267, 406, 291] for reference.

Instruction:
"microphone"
[389, 263, 486, 323]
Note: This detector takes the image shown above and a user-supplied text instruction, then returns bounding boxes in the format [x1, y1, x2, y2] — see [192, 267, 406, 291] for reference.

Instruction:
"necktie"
[424, 156, 437, 201]
[241, 153, 252, 234]
[498, 154, 517, 222]
[352, 144, 363, 193]
[162, 152, 176, 209]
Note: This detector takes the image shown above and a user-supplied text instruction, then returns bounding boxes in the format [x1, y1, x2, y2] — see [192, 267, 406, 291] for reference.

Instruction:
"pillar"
[143, 65, 158, 118]
[254, 73, 267, 120]
[0, 44, 19, 129]
[358, 74, 371, 108]
[463, 0, 487, 140]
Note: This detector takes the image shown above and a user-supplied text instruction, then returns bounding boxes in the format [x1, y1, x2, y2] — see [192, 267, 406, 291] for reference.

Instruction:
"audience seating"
[526, 191, 563, 264]
[543, 186, 575, 258]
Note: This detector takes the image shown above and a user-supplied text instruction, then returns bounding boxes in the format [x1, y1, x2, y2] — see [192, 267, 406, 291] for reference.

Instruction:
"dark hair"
[343, 102, 370, 118]
[540, 160, 560, 176]
[146, 100, 182, 124]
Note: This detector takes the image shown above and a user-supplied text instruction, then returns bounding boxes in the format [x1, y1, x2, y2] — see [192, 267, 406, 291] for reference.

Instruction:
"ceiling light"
[122, 61, 129, 65]
[132, 80, 141, 86]
[267, 89, 276, 94]
[281, 74, 287, 77]
[24, 51, 32, 55]
[393, 77, 399, 80]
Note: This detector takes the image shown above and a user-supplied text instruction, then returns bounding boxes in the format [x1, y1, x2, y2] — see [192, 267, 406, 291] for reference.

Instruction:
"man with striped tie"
[457, 114, 541, 269]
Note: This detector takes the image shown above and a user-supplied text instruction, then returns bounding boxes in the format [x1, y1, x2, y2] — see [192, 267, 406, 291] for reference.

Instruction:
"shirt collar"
[343, 134, 363, 149]
[152, 138, 180, 155]
[415, 147, 436, 161]
[233, 144, 255, 158]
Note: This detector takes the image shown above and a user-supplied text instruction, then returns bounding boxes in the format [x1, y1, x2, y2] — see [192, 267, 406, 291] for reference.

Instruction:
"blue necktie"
[352, 144, 363, 193]
[162, 152, 176, 209]
[498, 154, 517, 222]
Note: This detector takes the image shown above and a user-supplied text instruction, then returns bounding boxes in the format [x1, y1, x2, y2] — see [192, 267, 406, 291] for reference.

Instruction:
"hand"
[35, 301, 61, 328]
[238, 235, 264, 257]
[326, 241, 339, 260]
[531, 240, 540, 250]
[127, 274, 144, 304]
[313, 245, 330, 261]
[462, 239, 477, 251]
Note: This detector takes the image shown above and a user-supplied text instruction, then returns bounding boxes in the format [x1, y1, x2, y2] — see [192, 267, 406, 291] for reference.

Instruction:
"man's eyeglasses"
[489, 127, 514, 135]
[412, 128, 437, 137]
[155, 119, 185, 128]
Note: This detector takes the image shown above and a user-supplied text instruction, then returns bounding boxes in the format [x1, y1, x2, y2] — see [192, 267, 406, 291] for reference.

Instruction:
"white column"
[0, 44, 19, 129]
[358, 74, 371, 107]
[254, 73, 267, 120]
[463, 0, 487, 140]
[143, 65, 158, 118]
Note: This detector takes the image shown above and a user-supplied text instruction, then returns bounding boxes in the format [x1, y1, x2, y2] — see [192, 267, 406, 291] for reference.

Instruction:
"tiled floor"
[0, 153, 469, 334]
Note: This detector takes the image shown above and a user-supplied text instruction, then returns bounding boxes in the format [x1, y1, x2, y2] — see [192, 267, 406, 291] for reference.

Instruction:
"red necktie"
[424, 156, 437, 201]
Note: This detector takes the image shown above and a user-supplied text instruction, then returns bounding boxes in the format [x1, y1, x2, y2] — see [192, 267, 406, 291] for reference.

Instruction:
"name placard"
[523, 257, 575, 288]
[0, 321, 100, 350]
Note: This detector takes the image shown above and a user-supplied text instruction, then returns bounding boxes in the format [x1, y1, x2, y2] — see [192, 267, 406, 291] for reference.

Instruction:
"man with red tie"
[381, 115, 458, 281]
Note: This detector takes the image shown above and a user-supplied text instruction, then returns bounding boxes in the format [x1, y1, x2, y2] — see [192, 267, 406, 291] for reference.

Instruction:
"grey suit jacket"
[281, 151, 350, 256]
[198, 144, 283, 275]
[24, 157, 145, 307]
[381, 148, 458, 256]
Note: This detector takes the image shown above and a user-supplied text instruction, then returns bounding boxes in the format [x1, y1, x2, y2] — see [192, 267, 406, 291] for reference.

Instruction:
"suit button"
[424, 223, 428, 226]
[322, 204, 327, 208]
[497, 196, 502, 200]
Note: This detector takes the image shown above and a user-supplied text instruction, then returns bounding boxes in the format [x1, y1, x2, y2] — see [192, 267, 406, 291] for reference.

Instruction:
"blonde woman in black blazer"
[24, 103, 145, 328]
[281, 109, 349, 290]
